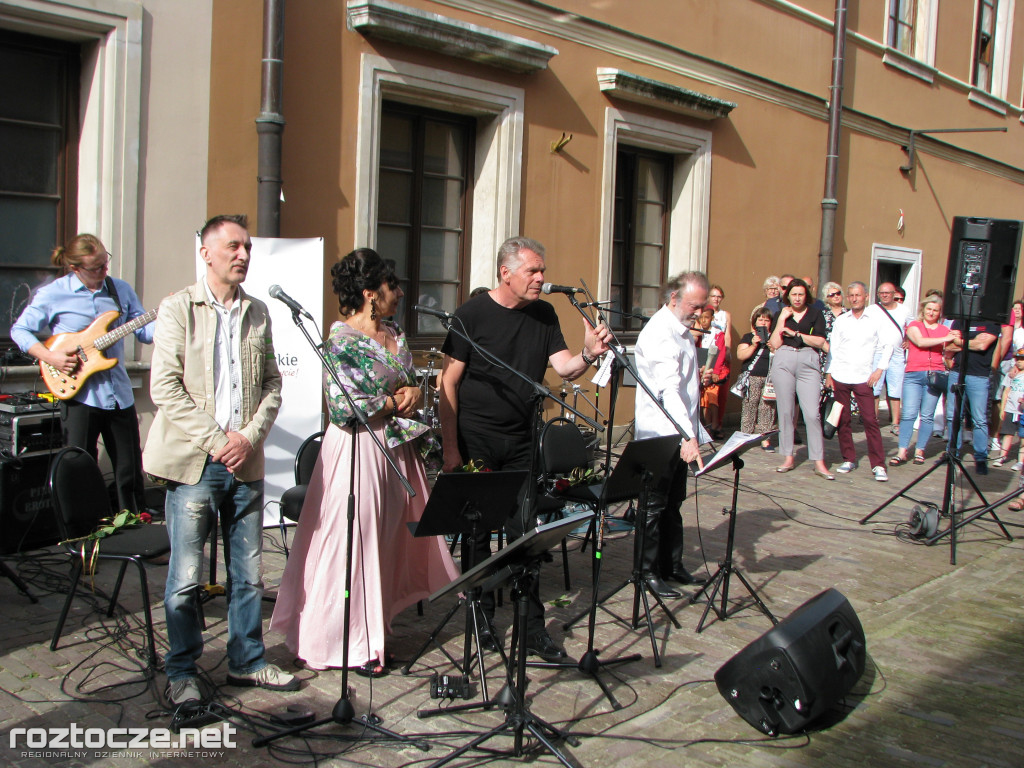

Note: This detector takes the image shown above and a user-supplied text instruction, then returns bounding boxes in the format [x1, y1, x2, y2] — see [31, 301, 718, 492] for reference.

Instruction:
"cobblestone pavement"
[1, 428, 1022, 767]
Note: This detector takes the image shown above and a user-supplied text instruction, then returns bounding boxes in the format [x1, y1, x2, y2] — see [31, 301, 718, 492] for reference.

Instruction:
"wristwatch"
[581, 349, 597, 365]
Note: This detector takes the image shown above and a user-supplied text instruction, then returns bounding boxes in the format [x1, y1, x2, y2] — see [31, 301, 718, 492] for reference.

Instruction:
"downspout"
[256, 0, 285, 237]
[817, 0, 847, 297]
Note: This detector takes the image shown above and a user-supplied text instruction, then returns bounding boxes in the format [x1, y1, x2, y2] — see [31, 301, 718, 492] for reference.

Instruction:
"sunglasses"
[894, 297, 905, 302]
[827, 291, 842, 298]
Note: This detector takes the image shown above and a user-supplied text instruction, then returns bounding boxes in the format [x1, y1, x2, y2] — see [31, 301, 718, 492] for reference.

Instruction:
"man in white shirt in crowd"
[633, 271, 711, 598]
[827, 281, 892, 481]
[865, 282, 909, 432]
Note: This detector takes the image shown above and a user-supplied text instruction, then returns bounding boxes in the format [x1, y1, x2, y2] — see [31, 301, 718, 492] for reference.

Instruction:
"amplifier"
[0, 411, 63, 459]
[0, 454, 58, 553]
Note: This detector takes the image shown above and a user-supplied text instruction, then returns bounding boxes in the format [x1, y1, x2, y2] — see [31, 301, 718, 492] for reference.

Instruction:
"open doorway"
[871, 244, 922, 307]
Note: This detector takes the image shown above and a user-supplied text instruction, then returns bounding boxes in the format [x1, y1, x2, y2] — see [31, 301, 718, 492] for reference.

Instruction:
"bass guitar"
[39, 309, 158, 400]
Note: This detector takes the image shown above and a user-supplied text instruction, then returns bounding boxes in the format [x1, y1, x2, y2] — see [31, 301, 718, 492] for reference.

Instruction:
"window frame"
[377, 100, 475, 339]
[598, 108, 712, 335]
[0, 29, 80, 346]
[355, 54, 526, 335]
[610, 145, 673, 336]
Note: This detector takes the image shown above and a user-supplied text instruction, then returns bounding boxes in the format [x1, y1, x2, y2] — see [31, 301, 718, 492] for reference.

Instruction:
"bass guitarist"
[12, 234, 154, 513]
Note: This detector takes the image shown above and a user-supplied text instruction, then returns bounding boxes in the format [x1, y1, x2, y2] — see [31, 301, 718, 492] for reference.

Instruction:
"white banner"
[196, 236, 325, 524]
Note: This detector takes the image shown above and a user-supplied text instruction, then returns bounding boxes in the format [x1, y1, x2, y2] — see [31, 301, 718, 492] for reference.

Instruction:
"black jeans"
[61, 400, 146, 513]
[457, 426, 546, 638]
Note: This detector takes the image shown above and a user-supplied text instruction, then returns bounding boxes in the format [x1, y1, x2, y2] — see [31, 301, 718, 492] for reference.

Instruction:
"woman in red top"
[892, 296, 959, 464]
[695, 305, 730, 438]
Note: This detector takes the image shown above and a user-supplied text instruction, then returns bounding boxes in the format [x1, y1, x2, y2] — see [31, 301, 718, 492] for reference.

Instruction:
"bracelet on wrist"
[388, 395, 398, 417]
[581, 349, 597, 366]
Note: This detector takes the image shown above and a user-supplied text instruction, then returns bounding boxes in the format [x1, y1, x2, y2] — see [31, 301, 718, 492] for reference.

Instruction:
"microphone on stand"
[413, 305, 455, 321]
[269, 285, 314, 320]
[541, 283, 584, 296]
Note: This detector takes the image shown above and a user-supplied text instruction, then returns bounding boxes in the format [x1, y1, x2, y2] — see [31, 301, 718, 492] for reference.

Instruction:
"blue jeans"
[948, 372, 990, 462]
[164, 459, 266, 682]
[899, 371, 942, 454]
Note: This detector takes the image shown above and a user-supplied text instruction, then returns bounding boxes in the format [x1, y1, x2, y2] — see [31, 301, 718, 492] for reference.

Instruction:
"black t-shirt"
[770, 305, 826, 348]
[442, 293, 568, 435]
[950, 319, 1001, 376]
[739, 333, 771, 376]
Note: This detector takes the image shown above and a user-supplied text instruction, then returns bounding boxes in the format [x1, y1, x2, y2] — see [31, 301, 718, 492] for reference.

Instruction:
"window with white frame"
[883, 0, 938, 76]
[971, 0, 1014, 98]
[355, 54, 525, 343]
[598, 108, 712, 336]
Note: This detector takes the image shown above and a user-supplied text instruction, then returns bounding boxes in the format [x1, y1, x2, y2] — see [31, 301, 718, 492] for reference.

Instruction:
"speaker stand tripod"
[859, 296, 1012, 563]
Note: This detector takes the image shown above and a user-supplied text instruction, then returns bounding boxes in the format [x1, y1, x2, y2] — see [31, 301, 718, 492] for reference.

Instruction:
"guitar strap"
[104, 276, 124, 320]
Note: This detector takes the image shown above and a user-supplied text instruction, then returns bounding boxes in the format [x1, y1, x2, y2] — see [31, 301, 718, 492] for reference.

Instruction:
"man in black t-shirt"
[948, 318, 1000, 473]
[439, 236, 611, 662]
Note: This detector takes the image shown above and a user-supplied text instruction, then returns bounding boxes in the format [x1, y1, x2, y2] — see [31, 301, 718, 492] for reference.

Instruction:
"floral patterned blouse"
[323, 320, 439, 461]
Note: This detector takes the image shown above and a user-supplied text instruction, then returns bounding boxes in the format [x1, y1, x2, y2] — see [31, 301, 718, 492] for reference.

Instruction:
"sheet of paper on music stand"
[695, 430, 778, 477]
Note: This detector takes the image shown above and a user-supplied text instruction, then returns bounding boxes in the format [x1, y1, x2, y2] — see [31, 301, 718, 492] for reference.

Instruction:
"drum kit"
[416, 347, 443, 429]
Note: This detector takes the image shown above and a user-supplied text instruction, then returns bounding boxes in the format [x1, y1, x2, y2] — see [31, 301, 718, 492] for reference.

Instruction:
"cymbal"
[422, 349, 443, 360]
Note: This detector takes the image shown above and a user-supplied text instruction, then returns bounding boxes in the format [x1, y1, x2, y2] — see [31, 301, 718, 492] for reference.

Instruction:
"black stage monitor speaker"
[715, 588, 866, 736]
[0, 454, 59, 554]
[942, 217, 1022, 324]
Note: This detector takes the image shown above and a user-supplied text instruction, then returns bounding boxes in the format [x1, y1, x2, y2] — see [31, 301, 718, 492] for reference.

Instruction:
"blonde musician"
[11, 234, 153, 513]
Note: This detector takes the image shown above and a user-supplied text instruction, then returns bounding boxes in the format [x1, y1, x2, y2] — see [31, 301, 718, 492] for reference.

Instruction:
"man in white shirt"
[827, 281, 892, 481]
[865, 282, 909, 430]
[633, 271, 711, 597]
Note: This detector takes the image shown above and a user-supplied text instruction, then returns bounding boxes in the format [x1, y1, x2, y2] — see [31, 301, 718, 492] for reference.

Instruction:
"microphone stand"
[254, 309, 427, 752]
[556, 284, 693, 696]
[429, 312, 601, 708]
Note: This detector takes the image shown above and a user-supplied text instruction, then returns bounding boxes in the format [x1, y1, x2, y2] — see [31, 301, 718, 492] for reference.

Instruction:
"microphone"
[541, 283, 584, 295]
[269, 285, 314, 320]
[413, 304, 454, 321]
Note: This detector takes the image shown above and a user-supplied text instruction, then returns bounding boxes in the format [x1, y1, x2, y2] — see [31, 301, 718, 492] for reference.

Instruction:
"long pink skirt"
[270, 422, 458, 668]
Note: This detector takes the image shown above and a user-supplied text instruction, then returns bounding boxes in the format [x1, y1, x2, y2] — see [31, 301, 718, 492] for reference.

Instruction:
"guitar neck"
[94, 309, 159, 351]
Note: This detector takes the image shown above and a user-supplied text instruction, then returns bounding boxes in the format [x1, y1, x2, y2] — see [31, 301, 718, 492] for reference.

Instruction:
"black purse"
[927, 370, 948, 394]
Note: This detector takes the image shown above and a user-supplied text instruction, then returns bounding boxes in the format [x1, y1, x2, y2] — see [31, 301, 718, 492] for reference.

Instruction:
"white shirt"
[864, 302, 909, 352]
[204, 280, 243, 432]
[827, 309, 892, 385]
[634, 304, 706, 442]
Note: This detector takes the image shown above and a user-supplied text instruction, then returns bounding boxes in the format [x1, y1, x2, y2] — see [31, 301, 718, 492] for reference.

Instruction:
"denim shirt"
[11, 272, 154, 409]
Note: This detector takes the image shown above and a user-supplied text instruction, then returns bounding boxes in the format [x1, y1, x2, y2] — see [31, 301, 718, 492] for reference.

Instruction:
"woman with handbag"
[891, 296, 959, 465]
[736, 307, 777, 451]
[768, 278, 833, 479]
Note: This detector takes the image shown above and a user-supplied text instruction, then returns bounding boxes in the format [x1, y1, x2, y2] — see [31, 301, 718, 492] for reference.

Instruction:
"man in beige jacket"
[144, 214, 292, 707]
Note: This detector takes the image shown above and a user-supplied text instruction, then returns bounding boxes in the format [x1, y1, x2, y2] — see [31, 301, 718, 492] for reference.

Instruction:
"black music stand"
[420, 510, 594, 768]
[403, 470, 527, 704]
[689, 431, 778, 632]
[564, 434, 684, 667]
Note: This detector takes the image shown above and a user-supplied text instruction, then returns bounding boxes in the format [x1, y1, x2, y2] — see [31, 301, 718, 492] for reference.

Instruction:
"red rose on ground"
[139, 512, 152, 524]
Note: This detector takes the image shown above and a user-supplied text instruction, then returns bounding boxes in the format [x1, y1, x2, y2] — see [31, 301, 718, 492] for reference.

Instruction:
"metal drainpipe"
[256, 0, 285, 237]
[817, 0, 848, 298]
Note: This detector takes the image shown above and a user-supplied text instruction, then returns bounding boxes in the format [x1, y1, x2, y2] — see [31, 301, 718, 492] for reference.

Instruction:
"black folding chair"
[277, 430, 325, 556]
[536, 417, 599, 590]
[48, 446, 170, 669]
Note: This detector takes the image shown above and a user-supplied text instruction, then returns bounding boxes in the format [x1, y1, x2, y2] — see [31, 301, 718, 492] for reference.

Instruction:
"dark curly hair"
[331, 248, 399, 315]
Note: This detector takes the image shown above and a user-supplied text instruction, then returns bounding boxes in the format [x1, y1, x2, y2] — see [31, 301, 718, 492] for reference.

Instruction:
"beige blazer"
[143, 280, 282, 485]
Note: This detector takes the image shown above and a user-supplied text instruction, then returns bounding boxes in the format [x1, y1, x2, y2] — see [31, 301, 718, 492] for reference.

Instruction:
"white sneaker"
[991, 438, 1002, 452]
[167, 676, 201, 706]
[1012, 462, 1023, 472]
[872, 466, 889, 482]
[836, 461, 857, 474]
[226, 662, 300, 691]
